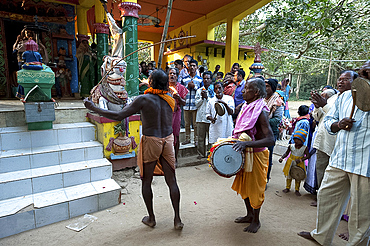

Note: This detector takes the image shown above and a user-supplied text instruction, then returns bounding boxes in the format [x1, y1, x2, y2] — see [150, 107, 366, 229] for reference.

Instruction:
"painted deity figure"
[76, 39, 96, 98]
[90, 55, 128, 111]
[55, 48, 72, 98]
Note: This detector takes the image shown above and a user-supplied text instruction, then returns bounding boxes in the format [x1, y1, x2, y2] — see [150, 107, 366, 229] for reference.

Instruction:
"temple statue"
[90, 56, 128, 111]
[55, 47, 72, 98]
[76, 36, 96, 98]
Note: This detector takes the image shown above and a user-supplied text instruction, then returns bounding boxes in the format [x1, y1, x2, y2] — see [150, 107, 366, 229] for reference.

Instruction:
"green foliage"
[138, 41, 152, 63]
[233, 0, 370, 98]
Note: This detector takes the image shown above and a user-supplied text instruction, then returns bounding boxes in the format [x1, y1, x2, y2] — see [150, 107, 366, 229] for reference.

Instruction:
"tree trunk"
[327, 52, 333, 85]
[157, 0, 174, 69]
[296, 74, 301, 100]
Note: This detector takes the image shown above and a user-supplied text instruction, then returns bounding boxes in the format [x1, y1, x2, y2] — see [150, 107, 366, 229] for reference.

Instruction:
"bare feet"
[174, 217, 183, 230]
[298, 231, 317, 242]
[282, 188, 290, 193]
[142, 216, 156, 228]
[310, 201, 317, 207]
[295, 190, 301, 196]
[234, 215, 253, 223]
[174, 219, 184, 230]
[339, 232, 349, 241]
[243, 222, 261, 233]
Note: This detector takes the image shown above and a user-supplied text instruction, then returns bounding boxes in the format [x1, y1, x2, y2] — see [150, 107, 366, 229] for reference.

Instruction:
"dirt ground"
[0, 153, 348, 246]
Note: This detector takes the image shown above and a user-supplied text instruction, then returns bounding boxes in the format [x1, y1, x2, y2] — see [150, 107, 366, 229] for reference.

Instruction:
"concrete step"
[177, 155, 209, 168]
[0, 178, 120, 239]
[0, 141, 103, 173]
[0, 121, 121, 239]
[0, 158, 112, 200]
[0, 122, 96, 151]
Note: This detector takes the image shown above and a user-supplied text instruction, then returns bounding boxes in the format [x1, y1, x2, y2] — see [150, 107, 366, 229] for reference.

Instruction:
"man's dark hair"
[168, 67, 179, 77]
[237, 69, 245, 79]
[217, 71, 224, 77]
[189, 59, 198, 66]
[199, 67, 205, 73]
[298, 105, 309, 116]
[183, 54, 193, 60]
[232, 62, 240, 68]
[174, 60, 183, 66]
[150, 69, 168, 90]
[203, 71, 212, 78]
[140, 61, 147, 66]
[214, 81, 223, 88]
[248, 77, 267, 98]
[323, 85, 334, 90]
[340, 70, 359, 80]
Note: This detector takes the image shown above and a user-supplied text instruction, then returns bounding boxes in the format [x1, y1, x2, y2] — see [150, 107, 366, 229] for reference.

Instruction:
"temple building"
[0, 0, 271, 98]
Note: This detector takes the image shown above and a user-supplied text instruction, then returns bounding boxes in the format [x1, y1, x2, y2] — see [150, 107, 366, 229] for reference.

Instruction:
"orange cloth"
[144, 87, 175, 112]
[231, 149, 269, 209]
[137, 134, 176, 178]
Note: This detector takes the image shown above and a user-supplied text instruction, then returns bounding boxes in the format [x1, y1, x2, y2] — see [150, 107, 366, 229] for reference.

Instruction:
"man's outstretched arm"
[84, 97, 144, 121]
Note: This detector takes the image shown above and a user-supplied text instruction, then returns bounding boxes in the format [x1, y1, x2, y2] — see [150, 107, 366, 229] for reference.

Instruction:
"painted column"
[76, 6, 89, 36]
[94, 23, 109, 82]
[94, 1, 109, 82]
[224, 17, 240, 72]
[119, 1, 141, 97]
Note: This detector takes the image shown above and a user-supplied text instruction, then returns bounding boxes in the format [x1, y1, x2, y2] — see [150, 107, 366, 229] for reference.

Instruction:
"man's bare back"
[138, 94, 173, 138]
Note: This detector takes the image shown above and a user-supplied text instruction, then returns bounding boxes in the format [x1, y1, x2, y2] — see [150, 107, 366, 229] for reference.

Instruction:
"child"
[279, 129, 310, 196]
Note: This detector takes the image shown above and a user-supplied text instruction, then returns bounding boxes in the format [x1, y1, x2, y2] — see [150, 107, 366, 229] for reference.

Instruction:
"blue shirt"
[234, 80, 246, 107]
[324, 90, 370, 177]
[182, 75, 203, 111]
[290, 118, 310, 146]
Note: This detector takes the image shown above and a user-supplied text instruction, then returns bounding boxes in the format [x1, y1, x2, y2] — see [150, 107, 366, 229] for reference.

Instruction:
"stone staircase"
[0, 122, 121, 238]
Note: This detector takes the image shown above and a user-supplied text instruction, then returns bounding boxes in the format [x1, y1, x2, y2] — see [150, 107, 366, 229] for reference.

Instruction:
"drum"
[351, 77, 370, 112]
[214, 102, 226, 116]
[289, 160, 306, 181]
[210, 143, 244, 178]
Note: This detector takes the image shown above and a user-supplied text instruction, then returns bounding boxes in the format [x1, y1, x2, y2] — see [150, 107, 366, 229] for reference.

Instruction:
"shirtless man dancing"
[84, 69, 184, 230]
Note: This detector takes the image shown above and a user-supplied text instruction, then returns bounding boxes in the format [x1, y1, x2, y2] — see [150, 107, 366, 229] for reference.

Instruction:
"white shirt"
[206, 95, 235, 143]
[312, 94, 338, 155]
[324, 90, 370, 177]
[195, 86, 212, 123]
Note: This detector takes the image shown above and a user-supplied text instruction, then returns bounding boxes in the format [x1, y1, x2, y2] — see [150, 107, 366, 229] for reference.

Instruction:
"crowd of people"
[84, 56, 370, 244]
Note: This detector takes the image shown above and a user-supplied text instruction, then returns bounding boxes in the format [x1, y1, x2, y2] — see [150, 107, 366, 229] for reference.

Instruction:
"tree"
[217, 0, 370, 99]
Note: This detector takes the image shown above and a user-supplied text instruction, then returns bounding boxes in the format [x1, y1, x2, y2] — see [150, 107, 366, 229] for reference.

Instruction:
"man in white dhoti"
[206, 82, 235, 144]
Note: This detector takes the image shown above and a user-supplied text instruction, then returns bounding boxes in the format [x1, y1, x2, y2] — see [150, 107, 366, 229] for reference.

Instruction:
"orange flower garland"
[144, 87, 175, 112]
[144, 87, 169, 95]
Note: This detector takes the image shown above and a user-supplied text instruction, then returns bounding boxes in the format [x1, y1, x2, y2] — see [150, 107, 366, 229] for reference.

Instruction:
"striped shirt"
[324, 90, 370, 178]
[182, 75, 203, 111]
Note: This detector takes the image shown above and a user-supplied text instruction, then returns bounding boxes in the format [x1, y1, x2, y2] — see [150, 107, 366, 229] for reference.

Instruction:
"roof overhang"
[164, 39, 268, 56]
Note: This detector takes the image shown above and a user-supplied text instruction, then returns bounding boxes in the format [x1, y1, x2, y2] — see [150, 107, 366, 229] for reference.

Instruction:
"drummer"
[231, 77, 274, 233]
[206, 82, 235, 145]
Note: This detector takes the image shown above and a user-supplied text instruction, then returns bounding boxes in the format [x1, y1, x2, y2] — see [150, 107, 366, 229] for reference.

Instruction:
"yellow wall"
[138, 32, 162, 63]
[166, 48, 255, 75]
[164, 0, 272, 71]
